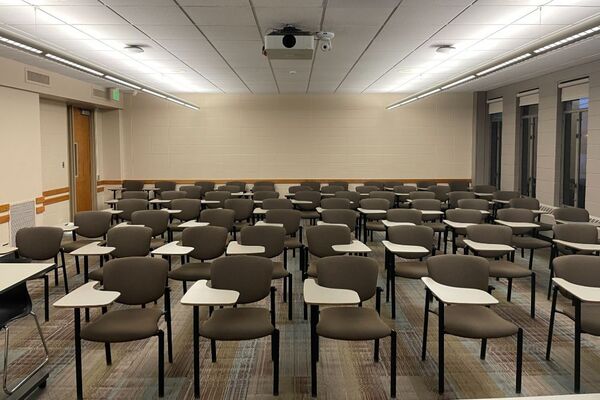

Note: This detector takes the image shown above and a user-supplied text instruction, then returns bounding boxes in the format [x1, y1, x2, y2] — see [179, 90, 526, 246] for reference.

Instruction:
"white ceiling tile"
[327, 0, 399, 7]
[178, 0, 247, 5]
[184, 6, 255, 26]
[323, 6, 392, 27]
[26, 0, 97, 4]
[112, 6, 191, 25]
[547, 0, 600, 5]
[73, 24, 147, 40]
[436, 24, 504, 40]
[136, 25, 204, 40]
[40, 5, 127, 24]
[10, 23, 89, 40]
[451, 5, 538, 25]
[515, 6, 600, 24]
[251, 0, 323, 7]
[0, 6, 37, 24]
[254, 6, 323, 32]
[102, 0, 172, 5]
[200, 25, 261, 41]
[490, 23, 566, 39]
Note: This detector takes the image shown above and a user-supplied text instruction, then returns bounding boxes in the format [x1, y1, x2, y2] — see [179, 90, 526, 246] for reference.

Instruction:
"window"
[489, 113, 502, 187]
[560, 98, 588, 208]
[519, 104, 538, 197]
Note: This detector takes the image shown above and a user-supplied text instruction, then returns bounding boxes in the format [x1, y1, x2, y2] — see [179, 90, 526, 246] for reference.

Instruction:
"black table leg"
[74, 308, 83, 400]
[193, 306, 200, 398]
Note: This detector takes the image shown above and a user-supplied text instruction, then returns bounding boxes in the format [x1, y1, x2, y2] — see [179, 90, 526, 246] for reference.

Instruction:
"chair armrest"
[226, 242, 265, 255]
[421, 277, 498, 306]
[151, 241, 194, 256]
[180, 280, 240, 306]
[463, 239, 514, 253]
[552, 278, 600, 303]
[382, 240, 428, 254]
[303, 279, 360, 306]
[53, 281, 120, 308]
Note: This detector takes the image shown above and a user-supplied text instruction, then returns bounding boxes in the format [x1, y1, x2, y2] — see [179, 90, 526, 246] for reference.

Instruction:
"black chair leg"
[507, 278, 513, 302]
[516, 328, 523, 393]
[438, 302, 445, 394]
[158, 330, 164, 397]
[391, 272, 396, 319]
[421, 290, 430, 360]
[391, 330, 397, 398]
[273, 329, 280, 396]
[211, 339, 217, 362]
[62, 265, 69, 294]
[43, 275, 49, 322]
[374, 339, 379, 362]
[530, 272, 536, 318]
[480, 338, 487, 360]
[288, 273, 293, 320]
[183, 281, 187, 294]
[75, 256, 80, 275]
[282, 277, 287, 303]
[529, 248, 534, 270]
[54, 264, 59, 286]
[105, 343, 112, 365]
[546, 287, 558, 360]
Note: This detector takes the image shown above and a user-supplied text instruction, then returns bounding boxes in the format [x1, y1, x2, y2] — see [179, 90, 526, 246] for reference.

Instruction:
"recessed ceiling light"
[141, 88, 167, 99]
[104, 75, 142, 90]
[0, 35, 42, 54]
[45, 53, 104, 76]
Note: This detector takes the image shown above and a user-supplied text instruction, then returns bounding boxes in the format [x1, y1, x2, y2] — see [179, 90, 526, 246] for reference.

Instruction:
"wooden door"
[73, 107, 93, 212]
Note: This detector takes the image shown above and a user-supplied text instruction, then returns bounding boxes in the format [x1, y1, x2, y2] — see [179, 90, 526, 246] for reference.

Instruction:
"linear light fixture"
[386, 20, 600, 110]
[0, 30, 199, 110]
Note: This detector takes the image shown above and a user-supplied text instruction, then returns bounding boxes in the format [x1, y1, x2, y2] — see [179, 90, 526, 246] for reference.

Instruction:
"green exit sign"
[110, 88, 120, 101]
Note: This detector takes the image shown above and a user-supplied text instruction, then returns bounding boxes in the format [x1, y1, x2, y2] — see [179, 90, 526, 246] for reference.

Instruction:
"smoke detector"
[435, 45, 456, 54]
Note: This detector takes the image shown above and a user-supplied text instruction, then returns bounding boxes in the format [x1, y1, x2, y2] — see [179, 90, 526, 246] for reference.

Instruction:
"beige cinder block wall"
[120, 92, 473, 181]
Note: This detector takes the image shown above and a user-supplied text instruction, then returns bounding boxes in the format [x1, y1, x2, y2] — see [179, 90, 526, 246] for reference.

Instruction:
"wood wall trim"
[97, 179, 122, 185]
[42, 186, 69, 197]
[43, 194, 69, 206]
[35, 196, 45, 204]
[97, 187, 104, 193]
[0, 215, 8, 224]
[95, 178, 472, 185]
[36, 206, 45, 214]
[0, 204, 9, 213]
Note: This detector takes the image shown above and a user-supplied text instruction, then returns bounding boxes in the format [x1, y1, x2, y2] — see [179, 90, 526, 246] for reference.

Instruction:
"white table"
[102, 209, 123, 215]
[357, 208, 386, 242]
[443, 220, 475, 229]
[555, 219, 600, 226]
[107, 187, 124, 199]
[291, 199, 312, 205]
[231, 192, 244, 197]
[303, 278, 360, 306]
[165, 209, 182, 215]
[178, 221, 209, 228]
[553, 239, 600, 253]
[105, 199, 118, 205]
[255, 221, 284, 228]
[463, 239, 514, 254]
[316, 221, 348, 227]
[456, 208, 490, 215]
[332, 240, 371, 254]
[253, 200, 263, 204]
[253, 207, 267, 215]
[382, 220, 415, 228]
[149, 199, 171, 209]
[420, 210, 444, 216]
[422, 277, 498, 305]
[152, 241, 194, 256]
[492, 199, 510, 205]
[382, 240, 428, 254]
[113, 222, 144, 228]
[226, 242, 265, 255]
[0, 245, 18, 257]
[70, 241, 115, 283]
[474, 192, 494, 198]
[495, 220, 539, 229]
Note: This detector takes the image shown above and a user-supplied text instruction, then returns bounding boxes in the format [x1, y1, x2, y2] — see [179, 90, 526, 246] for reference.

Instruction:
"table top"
[357, 208, 386, 214]
[165, 209, 182, 214]
[105, 199, 118, 204]
[492, 199, 510, 204]
[332, 240, 372, 253]
[303, 278, 360, 306]
[0, 263, 55, 294]
[253, 207, 267, 215]
[253, 200, 263, 204]
[382, 240, 428, 253]
[495, 220, 539, 229]
[53, 281, 120, 308]
[443, 220, 476, 229]
[420, 210, 444, 216]
[181, 280, 239, 306]
[102, 209, 123, 215]
[108, 187, 124, 191]
[553, 239, 600, 252]
[70, 241, 115, 256]
[456, 208, 490, 215]
[291, 199, 313, 205]
[149, 199, 171, 204]
[113, 222, 145, 228]
[316, 221, 348, 227]
[555, 219, 599, 226]
[226, 242, 265, 255]
[474, 192, 493, 197]
[394, 192, 410, 197]
[255, 221, 284, 228]
[152, 241, 194, 256]
[0, 245, 18, 256]
[231, 192, 245, 197]
[382, 220, 415, 227]
[143, 187, 158, 191]
[552, 278, 600, 303]
[422, 277, 498, 305]
[201, 200, 220, 204]
[463, 239, 514, 252]
[178, 221, 209, 228]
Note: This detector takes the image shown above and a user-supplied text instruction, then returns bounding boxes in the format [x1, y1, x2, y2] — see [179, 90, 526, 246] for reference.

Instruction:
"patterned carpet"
[4, 227, 600, 400]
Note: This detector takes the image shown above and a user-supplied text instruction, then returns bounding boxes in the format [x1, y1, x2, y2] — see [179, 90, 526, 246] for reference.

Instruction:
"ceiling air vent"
[92, 87, 108, 100]
[25, 69, 50, 86]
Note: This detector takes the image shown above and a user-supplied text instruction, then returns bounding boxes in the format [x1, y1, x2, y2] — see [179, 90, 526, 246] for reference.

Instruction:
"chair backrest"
[553, 255, 600, 288]
[254, 191, 279, 201]
[493, 190, 520, 201]
[224, 198, 254, 221]
[73, 211, 112, 239]
[552, 207, 589, 222]
[289, 185, 311, 193]
[409, 191, 435, 200]
[509, 197, 539, 210]
[321, 209, 357, 230]
[106, 226, 152, 258]
[218, 184, 241, 192]
[394, 185, 416, 194]
[182, 226, 228, 261]
[384, 182, 402, 189]
[16, 227, 63, 260]
[445, 209, 483, 224]
[179, 185, 203, 199]
[122, 180, 144, 191]
[327, 181, 348, 190]
[416, 181, 435, 189]
[368, 182, 385, 190]
[412, 199, 441, 211]
[306, 225, 352, 257]
[300, 181, 321, 191]
[458, 198, 489, 211]
[316, 255, 379, 302]
[369, 191, 395, 207]
[131, 210, 169, 236]
[194, 181, 215, 196]
[553, 223, 598, 244]
[121, 191, 148, 200]
[103, 257, 168, 305]
[116, 199, 148, 221]
[473, 184, 496, 194]
[240, 225, 285, 258]
[227, 181, 246, 191]
[334, 191, 361, 209]
[448, 191, 475, 208]
[160, 191, 186, 202]
[497, 208, 535, 235]
[427, 185, 450, 202]
[211, 256, 273, 304]
[199, 209, 235, 231]
[295, 191, 321, 210]
[0, 279, 32, 326]
[263, 198, 293, 210]
[253, 185, 275, 193]
[386, 209, 422, 225]
[156, 181, 176, 192]
[466, 224, 513, 258]
[321, 185, 344, 194]
[265, 209, 301, 235]
[388, 225, 434, 252]
[359, 198, 390, 211]
[205, 191, 231, 208]
[427, 254, 489, 291]
[355, 185, 378, 194]
[171, 199, 202, 221]
[449, 181, 470, 192]
[320, 198, 351, 209]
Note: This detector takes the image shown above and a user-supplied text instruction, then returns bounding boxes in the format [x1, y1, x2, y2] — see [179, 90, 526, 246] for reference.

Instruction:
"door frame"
[517, 105, 538, 197]
[68, 105, 98, 217]
[559, 105, 588, 208]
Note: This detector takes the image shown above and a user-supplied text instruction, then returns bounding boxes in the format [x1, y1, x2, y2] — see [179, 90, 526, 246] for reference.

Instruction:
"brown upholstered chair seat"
[556, 244, 596, 256]
[306, 263, 317, 277]
[200, 307, 273, 340]
[563, 303, 600, 336]
[443, 305, 518, 339]
[455, 236, 466, 248]
[424, 222, 445, 232]
[300, 211, 320, 220]
[81, 308, 163, 343]
[511, 236, 550, 249]
[488, 261, 532, 279]
[233, 221, 249, 231]
[284, 237, 302, 249]
[365, 220, 385, 231]
[88, 268, 104, 282]
[150, 238, 166, 250]
[394, 261, 428, 279]
[317, 307, 391, 340]
[168, 262, 211, 281]
[62, 239, 105, 253]
[271, 261, 290, 279]
[537, 222, 553, 231]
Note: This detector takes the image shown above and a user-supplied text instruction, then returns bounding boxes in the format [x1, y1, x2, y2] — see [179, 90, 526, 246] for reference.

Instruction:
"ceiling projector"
[263, 25, 334, 60]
